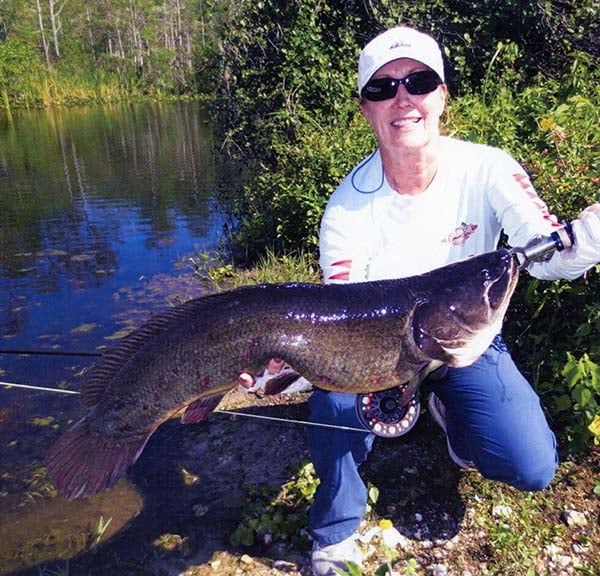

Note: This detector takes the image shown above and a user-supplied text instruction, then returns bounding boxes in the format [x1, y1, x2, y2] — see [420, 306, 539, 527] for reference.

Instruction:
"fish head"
[413, 249, 519, 367]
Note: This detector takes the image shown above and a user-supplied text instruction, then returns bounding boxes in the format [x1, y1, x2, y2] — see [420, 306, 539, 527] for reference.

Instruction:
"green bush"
[0, 39, 42, 109]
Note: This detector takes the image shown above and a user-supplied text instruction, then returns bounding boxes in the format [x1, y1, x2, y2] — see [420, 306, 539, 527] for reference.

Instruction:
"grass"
[459, 476, 568, 574]
[191, 247, 321, 290]
[7, 65, 186, 111]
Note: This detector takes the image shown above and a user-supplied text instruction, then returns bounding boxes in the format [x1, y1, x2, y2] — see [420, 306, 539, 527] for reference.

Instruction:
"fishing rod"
[0, 381, 81, 395]
[0, 380, 369, 433]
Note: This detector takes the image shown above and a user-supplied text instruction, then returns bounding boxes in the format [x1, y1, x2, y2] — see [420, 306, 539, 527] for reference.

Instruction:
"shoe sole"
[428, 393, 474, 469]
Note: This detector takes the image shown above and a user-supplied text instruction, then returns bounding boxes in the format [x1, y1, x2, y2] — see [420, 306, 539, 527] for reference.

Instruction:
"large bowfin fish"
[47, 249, 518, 499]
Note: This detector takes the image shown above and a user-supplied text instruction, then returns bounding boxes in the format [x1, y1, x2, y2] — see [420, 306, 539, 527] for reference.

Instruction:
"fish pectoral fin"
[264, 371, 303, 396]
[181, 393, 225, 424]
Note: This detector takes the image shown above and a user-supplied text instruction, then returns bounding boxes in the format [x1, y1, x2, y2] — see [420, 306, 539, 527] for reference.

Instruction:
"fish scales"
[91, 284, 418, 436]
[48, 249, 518, 498]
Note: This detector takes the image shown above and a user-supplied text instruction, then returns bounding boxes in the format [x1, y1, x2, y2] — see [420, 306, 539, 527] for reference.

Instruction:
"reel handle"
[511, 221, 574, 268]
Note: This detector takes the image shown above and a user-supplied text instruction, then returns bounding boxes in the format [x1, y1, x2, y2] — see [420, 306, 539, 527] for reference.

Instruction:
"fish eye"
[480, 268, 492, 283]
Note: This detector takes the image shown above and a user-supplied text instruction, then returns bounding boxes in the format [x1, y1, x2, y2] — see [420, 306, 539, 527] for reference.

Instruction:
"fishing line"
[0, 381, 370, 433]
[0, 348, 102, 357]
[217, 409, 368, 433]
[0, 381, 81, 395]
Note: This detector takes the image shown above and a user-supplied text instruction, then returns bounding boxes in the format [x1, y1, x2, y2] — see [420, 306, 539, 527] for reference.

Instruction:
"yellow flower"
[378, 519, 393, 531]
[539, 116, 556, 132]
[588, 414, 600, 436]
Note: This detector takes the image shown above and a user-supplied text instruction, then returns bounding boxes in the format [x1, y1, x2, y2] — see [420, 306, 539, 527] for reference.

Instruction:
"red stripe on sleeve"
[331, 259, 352, 268]
[329, 271, 350, 281]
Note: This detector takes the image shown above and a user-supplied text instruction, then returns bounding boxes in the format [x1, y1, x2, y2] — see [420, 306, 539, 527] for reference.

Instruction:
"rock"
[557, 554, 572, 568]
[561, 509, 588, 528]
[272, 559, 298, 572]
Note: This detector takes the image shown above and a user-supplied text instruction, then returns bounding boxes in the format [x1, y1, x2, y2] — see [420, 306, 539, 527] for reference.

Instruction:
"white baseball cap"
[358, 27, 445, 96]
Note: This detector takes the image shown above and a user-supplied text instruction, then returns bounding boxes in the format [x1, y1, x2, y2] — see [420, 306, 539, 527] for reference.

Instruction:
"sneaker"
[311, 534, 362, 576]
[428, 393, 475, 470]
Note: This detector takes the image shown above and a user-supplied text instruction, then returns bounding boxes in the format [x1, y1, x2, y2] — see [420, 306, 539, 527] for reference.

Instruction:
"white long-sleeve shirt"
[320, 137, 588, 284]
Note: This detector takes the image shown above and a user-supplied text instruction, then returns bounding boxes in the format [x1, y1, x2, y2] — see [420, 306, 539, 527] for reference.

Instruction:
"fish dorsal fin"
[81, 294, 235, 408]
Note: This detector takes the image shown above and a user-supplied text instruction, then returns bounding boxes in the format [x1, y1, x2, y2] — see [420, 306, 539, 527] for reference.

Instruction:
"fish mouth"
[449, 250, 518, 327]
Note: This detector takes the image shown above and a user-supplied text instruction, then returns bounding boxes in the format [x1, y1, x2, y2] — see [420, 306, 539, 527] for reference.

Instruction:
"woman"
[310, 25, 600, 576]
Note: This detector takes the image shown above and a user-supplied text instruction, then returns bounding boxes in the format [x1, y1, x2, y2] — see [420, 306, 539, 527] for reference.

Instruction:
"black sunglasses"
[361, 70, 442, 101]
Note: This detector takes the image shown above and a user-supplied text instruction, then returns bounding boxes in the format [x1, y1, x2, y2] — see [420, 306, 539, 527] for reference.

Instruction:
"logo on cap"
[389, 41, 411, 50]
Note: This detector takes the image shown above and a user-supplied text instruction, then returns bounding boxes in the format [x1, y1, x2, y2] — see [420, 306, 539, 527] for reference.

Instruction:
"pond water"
[0, 101, 233, 381]
[0, 101, 238, 573]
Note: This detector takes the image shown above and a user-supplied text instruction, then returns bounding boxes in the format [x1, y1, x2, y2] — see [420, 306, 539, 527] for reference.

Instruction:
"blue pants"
[307, 336, 558, 546]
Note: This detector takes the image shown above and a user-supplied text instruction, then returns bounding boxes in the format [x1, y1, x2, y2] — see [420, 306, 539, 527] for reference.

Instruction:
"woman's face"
[360, 58, 447, 154]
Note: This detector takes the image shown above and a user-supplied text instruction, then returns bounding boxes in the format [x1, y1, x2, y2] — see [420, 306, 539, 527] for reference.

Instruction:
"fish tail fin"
[47, 418, 152, 499]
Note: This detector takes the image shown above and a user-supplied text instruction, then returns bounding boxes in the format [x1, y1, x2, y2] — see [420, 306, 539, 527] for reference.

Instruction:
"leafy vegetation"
[0, 0, 238, 107]
[230, 460, 317, 548]
[203, 0, 600, 252]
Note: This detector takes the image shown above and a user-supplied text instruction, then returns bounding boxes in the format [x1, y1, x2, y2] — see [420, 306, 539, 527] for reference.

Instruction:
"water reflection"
[0, 102, 235, 564]
[0, 101, 229, 364]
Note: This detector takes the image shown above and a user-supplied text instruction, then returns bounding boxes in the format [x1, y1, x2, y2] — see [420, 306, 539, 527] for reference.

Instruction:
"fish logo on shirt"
[443, 222, 478, 245]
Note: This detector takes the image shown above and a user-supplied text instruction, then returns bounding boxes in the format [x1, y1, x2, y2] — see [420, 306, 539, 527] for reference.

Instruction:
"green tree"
[0, 38, 40, 109]
[0, 0, 208, 105]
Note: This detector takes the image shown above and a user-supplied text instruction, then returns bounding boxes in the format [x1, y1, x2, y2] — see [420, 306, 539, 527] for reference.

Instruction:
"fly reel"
[356, 385, 420, 438]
